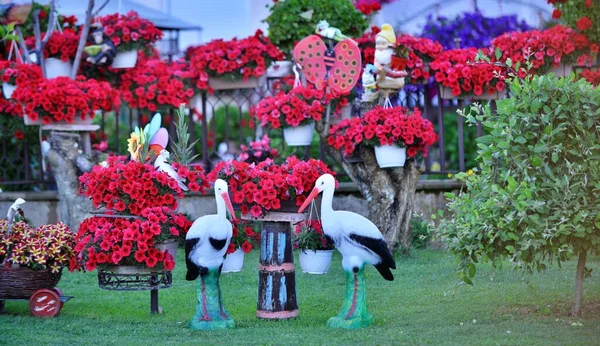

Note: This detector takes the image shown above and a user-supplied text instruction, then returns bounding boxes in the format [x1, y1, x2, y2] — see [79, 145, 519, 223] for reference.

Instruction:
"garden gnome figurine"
[361, 64, 379, 103]
[373, 24, 407, 92]
[185, 179, 236, 330]
[85, 23, 117, 66]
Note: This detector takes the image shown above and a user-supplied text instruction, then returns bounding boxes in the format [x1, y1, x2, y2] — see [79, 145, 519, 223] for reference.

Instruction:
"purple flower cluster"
[421, 11, 531, 49]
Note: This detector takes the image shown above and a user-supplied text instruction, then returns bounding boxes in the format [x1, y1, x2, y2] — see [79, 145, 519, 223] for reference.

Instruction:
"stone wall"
[0, 180, 462, 227]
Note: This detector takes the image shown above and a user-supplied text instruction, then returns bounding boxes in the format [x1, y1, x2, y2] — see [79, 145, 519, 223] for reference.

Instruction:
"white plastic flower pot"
[222, 248, 245, 273]
[299, 249, 334, 274]
[155, 239, 178, 261]
[283, 122, 314, 146]
[267, 61, 293, 78]
[2, 82, 17, 99]
[340, 105, 352, 119]
[45, 58, 72, 79]
[111, 50, 138, 69]
[374, 144, 407, 168]
[549, 64, 574, 78]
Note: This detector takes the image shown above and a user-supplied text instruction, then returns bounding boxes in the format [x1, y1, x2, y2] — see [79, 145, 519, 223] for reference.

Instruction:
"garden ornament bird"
[154, 150, 188, 191]
[185, 179, 236, 330]
[6, 198, 25, 233]
[298, 174, 396, 329]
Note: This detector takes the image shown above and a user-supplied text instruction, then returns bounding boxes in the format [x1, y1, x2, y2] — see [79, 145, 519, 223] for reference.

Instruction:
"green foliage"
[439, 74, 600, 284]
[264, 0, 368, 56]
[410, 214, 432, 250]
[442, 107, 480, 172]
[0, 116, 43, 191]
[171, 104, 199, 166]
[92, 111, 130, 155]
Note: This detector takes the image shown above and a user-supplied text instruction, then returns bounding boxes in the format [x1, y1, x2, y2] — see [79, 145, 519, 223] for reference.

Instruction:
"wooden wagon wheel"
[29, 289, 61, 318]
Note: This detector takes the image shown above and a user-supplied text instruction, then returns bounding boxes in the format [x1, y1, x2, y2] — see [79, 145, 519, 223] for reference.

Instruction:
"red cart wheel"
[52, 289, 64, 309]
[29, 289, 61, 318]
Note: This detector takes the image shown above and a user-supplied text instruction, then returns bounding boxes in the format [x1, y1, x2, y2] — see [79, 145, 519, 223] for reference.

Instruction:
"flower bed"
[208, 157, 335, 218]
[188, 30, 285, 89]
[13, 77, 120, 124]
[98, 11, 163, 53]
[327, 106, 437, 158]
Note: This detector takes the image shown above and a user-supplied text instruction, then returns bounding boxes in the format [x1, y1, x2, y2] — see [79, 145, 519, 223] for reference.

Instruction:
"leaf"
[531, 156, 542, 167]
[467, 263, 477, 277]
[495, 47, 502, 60]
[551, 152, 558, 163]
[505, 58, 512, 68]
[506, 245, 515, 253]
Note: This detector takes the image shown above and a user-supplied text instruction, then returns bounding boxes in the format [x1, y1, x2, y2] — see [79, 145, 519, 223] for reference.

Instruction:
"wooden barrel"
[248, 212, 304, 320]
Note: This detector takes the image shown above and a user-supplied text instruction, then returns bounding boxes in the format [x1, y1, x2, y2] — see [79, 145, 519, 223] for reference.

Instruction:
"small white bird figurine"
[298, 174, 396, 329]
[185, 179, 236, 330]
[154, 150, 188, 191]
[6, 198, 25, 232]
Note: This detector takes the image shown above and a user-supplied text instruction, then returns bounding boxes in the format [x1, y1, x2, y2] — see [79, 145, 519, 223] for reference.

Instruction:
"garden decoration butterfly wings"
[293, 21, 361, 94]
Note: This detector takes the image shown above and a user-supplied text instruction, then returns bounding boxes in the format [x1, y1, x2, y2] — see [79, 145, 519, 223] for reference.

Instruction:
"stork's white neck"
[320, 186, 334, 217]
[215, 192, 226, 219]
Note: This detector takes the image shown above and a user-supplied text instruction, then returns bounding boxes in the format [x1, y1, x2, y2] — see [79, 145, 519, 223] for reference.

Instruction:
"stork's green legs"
[327, 265, 373, 329]
[189, 267, 235, 330]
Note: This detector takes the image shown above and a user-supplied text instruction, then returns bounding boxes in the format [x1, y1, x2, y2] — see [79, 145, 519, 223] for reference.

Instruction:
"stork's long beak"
[221, 192, 236, 220]
[298, 187, 320, 213]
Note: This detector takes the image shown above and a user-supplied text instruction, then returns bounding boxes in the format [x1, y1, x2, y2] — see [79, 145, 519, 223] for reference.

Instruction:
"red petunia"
[577, 17, 593, 31]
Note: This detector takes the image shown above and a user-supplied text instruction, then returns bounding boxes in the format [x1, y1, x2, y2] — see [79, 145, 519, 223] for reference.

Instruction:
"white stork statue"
[298, 173, 396, 329]
[185, 179, 236, 330]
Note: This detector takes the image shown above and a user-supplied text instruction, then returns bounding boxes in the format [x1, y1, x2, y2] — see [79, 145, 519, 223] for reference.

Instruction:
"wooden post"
[244, 212, 304, 320]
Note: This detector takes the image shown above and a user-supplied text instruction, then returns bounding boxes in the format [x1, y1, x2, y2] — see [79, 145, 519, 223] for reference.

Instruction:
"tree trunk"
[315, 100, 420, 254]
[572, 249, 587, 317]
[45, 131, 95, 230]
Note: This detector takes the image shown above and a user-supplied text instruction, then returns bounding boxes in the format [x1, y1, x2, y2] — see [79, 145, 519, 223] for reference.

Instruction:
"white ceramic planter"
[155, 239, 178, 260]
[283, 122, 314, 146]
[439, 86, 507, 100]
[2, 82, 17, 99]
[112, 50, 138, 69]
[23, 113, 95, 126]
[222, 248, 244, 273]
[549, 64, 574, 78]
[340, 105, 352, 119]
[267, 61, 293, 78]
[45, 58, 72, 79]
[299, 249, 334, 274]
[374, 144, 407, 168]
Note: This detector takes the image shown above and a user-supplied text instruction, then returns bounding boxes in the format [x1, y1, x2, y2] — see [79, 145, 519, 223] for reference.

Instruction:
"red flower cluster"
[576, 16, 593, 31]
[396, 34, 444, 83]
[293, 219, 334, 251]
[188, 30, 285, 89]
[251, 85, 325, 128]
[26, 29, 80, 62]
[208, 157, 335, 218]
[71, 209, 191, 271]
[0, 220, 75, 274]
[549, 0, 600, 43]
[328, 106, 437, 158]
[171, 163, 211, 193]
[79, 155, 186, 215]
[429, 47, 507, 97]
[227, 219, 260, 254]
[581, 69, 600, 86]
[356, 27, 380, 68]
[492, 25, 598, 75]
[354, 0, 382, 15]
[238, 135, 279, 164]
[119, 57, 195, 112]
[13, 76, 120, 124]
[0, 61, 42, 85]
[98, 11, 163, 52]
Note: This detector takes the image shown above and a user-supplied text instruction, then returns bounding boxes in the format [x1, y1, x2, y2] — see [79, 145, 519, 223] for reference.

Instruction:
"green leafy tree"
[439, 74, 600, 317]
[264, 0, 369, 57]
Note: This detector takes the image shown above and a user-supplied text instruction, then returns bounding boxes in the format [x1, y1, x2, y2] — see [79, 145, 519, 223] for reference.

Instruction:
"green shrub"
[264, 0, 369, 57]
[438, 74, 600, 314]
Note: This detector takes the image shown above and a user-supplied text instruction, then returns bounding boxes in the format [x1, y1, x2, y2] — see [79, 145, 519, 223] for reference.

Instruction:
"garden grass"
[1, 249, 599, 345]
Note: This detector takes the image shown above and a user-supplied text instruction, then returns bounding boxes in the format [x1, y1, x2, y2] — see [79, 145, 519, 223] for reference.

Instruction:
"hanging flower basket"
[208, 76, 261, 90]
[111, 50, 138, 69]
[267, 60, 293, 78]
[439, 86, 507, 100]
[374, 144, 407, 168]
[155, 239, 179, 260]
[283, 122, 314, 146]
[45, 58, 72, 79]
[222, 248, 245, 273]
[2, 83, 16, 99]
[299, 250, 334, 274]
[548, 64, 574, 78]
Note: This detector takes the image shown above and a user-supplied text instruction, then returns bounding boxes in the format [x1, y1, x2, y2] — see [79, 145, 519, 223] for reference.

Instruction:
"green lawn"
[1, 250, 599, 345]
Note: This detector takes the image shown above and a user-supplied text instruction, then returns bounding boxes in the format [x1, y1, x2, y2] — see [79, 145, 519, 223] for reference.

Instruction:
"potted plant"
[26, 29, 80, 78]
[581, 69, 600, 86]
[294, 220, 335, 274]
[252, 85, 325, 146]
[550, 0, 600, 46]
[492, 25, 598, 78]
[429, 47, 509, 100]
[13, 77, 120, 125]
[396, 34, 444, 84]
[328, 106, 437, 168]
[188, 30, 285, 90]
[221, 219, 260, 273]
[1, 219, 75, 299]
[0, 61, 42, 99]
[208, 156, 334, 218]
[98, 11, 163, 68]
[264, 0, 369, 57]
[237, 135, 279, 164]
